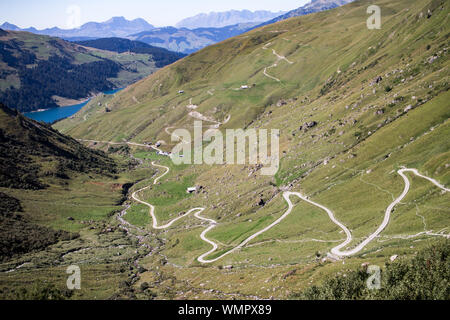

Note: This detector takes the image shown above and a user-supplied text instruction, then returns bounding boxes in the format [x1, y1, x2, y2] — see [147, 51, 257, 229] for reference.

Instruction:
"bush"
[9, 282, 72, 300]
[295, 240, 450, 300]
[0, 192, 78, 261]
[140, 282, 150, 291]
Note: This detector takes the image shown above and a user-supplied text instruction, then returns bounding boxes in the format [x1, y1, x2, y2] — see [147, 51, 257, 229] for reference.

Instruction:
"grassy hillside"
[0, 103, 164, 299]
[22, 0, 450, 299]
[74, 38, 186, 68]
[56, 0, 449, 143]
[0, 104, 118, 189]
[0, 103, 120, 259]
[0, 30, 182, 112]
[0, 191, 75, 262]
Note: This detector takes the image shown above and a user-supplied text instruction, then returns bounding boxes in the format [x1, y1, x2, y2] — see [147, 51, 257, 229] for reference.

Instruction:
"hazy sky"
[0, 0, 310, 29]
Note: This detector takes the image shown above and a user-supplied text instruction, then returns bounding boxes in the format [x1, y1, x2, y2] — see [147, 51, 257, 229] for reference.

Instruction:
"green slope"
[0, 30, 182, 112]
[33, 0, 450, 299]
[0, 103, 162, 299]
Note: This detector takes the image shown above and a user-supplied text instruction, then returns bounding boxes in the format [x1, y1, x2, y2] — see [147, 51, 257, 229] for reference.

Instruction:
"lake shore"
[23, 88, 124, 123]
[53, 95, 92, 107]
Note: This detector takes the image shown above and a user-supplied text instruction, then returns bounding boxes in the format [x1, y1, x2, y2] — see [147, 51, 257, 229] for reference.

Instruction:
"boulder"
[276, 99, 287, 107]
[304, 121, 318, 129]
[258, 198, 266, 207]
[373, 76, 383, 84]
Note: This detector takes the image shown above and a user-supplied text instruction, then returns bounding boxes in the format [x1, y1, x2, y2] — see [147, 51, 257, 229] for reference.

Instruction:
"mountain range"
[0, 17, 154, 39]
[256, 0, 355, 27]
[175, 9, 286, 29]
[0, 18, 259, 54]
[128, 23, 258, 54]
[0, 1, 354, 53]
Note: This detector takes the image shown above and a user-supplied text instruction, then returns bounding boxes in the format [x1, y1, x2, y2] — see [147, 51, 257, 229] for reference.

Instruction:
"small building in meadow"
[187, 187, 197, 194]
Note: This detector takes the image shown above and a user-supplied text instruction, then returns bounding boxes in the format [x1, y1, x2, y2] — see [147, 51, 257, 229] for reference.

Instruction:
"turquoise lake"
[23, 88, 123, 123]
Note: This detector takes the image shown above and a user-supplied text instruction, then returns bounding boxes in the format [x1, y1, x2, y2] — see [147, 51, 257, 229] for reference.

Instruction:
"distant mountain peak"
[103, 16, 153, 28]
[108, 16, 127, 21]
[305, 0, 353, 7]
[1, 17, 154, 39]
[175, 10, 287, 29]
[132, 18, 150, 23]
[105, 16, 126, 24]
[0, 22, 21, 31]
[254, 0, 355, 28]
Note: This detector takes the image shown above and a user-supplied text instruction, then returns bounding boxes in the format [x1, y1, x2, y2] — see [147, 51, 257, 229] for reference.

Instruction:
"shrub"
[295, 240, 450, 300]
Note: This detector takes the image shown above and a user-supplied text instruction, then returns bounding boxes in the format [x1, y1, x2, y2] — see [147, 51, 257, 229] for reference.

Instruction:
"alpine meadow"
[0, 0, 449, 302]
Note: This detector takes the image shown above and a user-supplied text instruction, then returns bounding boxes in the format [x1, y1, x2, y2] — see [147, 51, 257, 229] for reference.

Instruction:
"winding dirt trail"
[77, 139, 165, 154]
[130, 160, 309, 264]
[130, 164, 449, 263]
[78, 143, 448, 262]
[165, 126, 191, 145]
[131, 161, 200, 231]
[129, 161, 217, 263]
[163, 100, 231, 144]
[284, 168, 449, 258]
[262, 42, 294, 82]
